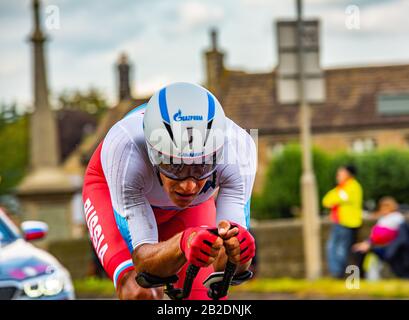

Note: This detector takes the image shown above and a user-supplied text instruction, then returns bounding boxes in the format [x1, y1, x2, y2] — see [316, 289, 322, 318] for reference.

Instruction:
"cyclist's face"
[159, 172, 209, 208]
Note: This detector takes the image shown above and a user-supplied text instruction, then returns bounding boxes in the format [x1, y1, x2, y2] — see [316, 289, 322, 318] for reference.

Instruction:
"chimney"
[117, 52, 132, 101]
[204, 28, 225, 97]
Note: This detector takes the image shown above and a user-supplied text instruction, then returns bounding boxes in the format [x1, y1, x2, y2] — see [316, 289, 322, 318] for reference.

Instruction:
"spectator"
[323, 165, 363, 278]
[352, 196, 405, 278]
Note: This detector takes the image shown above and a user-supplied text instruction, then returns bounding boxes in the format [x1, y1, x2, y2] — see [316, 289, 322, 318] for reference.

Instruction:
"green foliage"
[0, 102, 19, 129]
[252, 144, 332, 219]
[354, 149, 409, 205]
[0, 115, 29, 195]
[73, 277, 116, 299]
[252, 144, 409, 220]
[56, 87, 109, 119]
[232, 278, 409, 299]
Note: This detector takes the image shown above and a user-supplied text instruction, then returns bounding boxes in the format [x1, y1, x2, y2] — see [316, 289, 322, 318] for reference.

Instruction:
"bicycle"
[135, 228, 253, 300]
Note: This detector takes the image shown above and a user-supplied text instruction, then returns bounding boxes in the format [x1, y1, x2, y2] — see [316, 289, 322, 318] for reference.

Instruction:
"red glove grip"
[230, 222, 256, 264]
[180, 227, 220, 267]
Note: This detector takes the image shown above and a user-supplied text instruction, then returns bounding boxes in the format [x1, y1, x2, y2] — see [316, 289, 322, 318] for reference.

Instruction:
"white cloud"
[136, 75, 173, 96]
[181, 2, 224, 26]
[175, 1, 224, 32]
[0, 0, 408, 107]
[360, 0, 409, 33]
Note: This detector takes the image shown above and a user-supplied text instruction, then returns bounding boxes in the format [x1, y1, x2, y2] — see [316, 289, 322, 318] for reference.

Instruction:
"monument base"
[16, 167, 80, 242]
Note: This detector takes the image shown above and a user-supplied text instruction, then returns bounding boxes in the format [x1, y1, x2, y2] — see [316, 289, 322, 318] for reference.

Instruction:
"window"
[267, 143, 285, 158]
[0, 218, 18, 245]
[350, 138, 376, 153]
[377, 93, 409, 115]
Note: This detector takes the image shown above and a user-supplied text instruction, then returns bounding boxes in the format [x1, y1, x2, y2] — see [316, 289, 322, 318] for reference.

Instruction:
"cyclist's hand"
[117, 269, 163, 300]
[217, 220, 239, 240]
[219, 221, 256, 265]
[180, 227, 223, 267]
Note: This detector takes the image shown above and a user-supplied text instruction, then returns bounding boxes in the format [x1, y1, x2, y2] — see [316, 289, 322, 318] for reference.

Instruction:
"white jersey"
[100, 104, 257, 250]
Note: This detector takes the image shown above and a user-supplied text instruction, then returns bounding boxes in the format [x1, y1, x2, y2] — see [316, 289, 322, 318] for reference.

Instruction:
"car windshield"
[0, 218, 18, 245]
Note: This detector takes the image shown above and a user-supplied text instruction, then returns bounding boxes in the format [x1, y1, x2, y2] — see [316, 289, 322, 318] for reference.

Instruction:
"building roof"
[77, 98, 147, 165]
[57, 109, 97, 161]
[220, 64, 409, 135]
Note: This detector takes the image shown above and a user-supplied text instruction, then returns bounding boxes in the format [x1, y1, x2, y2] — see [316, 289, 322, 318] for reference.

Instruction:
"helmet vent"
[203, 119, 213, 146]
[163, 122, 177, 147]
[187, 127, 193, 149]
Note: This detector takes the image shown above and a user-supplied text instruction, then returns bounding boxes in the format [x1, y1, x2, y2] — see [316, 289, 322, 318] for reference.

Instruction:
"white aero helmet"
[143, 82, 226, 180]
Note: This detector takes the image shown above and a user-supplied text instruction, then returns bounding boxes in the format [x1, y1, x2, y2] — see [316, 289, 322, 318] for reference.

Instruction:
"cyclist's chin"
[171, 193, 196, 208]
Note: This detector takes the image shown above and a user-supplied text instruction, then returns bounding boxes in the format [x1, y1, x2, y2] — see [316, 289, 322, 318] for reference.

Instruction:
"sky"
[0, 0, 408, 109]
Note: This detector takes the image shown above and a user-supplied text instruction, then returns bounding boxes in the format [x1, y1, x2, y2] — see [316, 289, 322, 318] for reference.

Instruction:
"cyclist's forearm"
[132, 233, 186, 277]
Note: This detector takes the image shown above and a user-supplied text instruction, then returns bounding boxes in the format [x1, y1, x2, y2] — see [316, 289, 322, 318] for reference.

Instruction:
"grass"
[74, 277, 116, 298]
[73, 277, 409, 299]
[230, 278, 409, 299]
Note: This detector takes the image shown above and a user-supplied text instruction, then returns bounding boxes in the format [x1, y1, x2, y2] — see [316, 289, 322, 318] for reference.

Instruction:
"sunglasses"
[157, 163, 217, 181]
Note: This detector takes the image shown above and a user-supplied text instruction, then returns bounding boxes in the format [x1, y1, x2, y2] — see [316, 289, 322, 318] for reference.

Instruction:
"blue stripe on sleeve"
[244, 199, 251, 229]
[124, 103, 147, 118]
[113, 209, 133, 253]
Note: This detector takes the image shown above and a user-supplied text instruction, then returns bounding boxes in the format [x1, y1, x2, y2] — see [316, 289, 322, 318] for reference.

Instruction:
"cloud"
[179, 1, 224, 29]
[158, 1, 225, 38]
[0, 0, 408, 107]
[360, 0, 409, 33]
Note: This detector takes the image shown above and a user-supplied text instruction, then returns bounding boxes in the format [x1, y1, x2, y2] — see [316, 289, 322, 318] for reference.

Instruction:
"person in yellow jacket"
[323, 165, 363, 278]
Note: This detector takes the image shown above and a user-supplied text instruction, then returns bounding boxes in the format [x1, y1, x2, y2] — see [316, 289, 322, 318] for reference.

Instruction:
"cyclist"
[82, 82, 257, 299]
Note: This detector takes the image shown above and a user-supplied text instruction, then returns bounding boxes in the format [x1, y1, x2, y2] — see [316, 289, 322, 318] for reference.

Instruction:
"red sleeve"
[82, 142, 134, 288]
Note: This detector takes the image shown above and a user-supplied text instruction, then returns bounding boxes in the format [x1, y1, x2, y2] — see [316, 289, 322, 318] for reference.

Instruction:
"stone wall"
[251, 217, 377, 278]
[48, 238, 93, 279]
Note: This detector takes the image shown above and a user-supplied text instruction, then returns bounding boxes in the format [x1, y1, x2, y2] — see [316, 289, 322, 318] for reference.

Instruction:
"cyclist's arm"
[215, 126, 257, 272]
[132, 233, 186, 277]
[215, 127, 257, 230]
[101, 125, 161, 273]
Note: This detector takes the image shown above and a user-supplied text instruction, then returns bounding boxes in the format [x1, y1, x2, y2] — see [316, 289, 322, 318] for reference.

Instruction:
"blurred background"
[1, 0, 409, 299]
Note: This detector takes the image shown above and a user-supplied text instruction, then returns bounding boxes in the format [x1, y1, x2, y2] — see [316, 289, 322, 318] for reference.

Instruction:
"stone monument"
[16, 0, 79, 242]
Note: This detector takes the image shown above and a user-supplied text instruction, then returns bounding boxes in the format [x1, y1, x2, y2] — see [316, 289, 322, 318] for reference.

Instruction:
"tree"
[0, 101, 19, 129]
[252, 145, 409, 220]
[56, 88, 109, 119]
[252, 144, 332, 219]
[0, 115, 29, 195]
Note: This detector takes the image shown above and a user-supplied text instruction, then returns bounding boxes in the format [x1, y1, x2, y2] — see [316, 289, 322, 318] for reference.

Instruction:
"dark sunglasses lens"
[159, 163, 215, 180]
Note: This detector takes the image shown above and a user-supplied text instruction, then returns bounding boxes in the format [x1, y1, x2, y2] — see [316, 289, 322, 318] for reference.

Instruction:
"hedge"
[252, 144, 409, 219]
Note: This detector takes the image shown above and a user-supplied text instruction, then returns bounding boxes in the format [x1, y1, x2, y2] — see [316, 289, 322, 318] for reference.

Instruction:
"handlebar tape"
[217, 260, 237, 299]
[181, 264, 200, 299]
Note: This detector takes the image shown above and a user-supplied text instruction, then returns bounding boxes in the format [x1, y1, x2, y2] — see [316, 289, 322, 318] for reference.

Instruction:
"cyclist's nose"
[178, 178, 198, 193]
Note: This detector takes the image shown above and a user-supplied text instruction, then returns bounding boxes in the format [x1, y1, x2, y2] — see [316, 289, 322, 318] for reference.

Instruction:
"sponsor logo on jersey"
[84, 198, 108, 264]
[173, 109, 203, 122]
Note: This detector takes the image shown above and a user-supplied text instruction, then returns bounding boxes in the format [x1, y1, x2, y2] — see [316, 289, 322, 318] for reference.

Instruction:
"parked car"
[0, 208, 74, 300]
